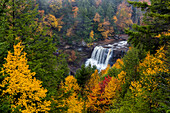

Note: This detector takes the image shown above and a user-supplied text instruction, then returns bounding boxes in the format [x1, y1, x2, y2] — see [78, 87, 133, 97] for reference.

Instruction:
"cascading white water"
[85, 41, 128, 71]
[85, 46, 113, 71]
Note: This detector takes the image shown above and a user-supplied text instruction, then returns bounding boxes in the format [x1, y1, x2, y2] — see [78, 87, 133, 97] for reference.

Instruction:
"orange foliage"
[155, 30, 170, 38]
[90, 30, 94, 39]
[72, 6, 79, 18]
[68, 0, 76, 3]
[93, 13, 101, 22]
[85, 69, 125, 112]
[38, 10, 45, 17]
[101, 30, 110, 39]
[113, 16, 118, 23]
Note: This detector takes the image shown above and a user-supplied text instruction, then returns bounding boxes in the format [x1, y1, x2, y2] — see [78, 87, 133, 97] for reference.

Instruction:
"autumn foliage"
[0, 41, 51, 112]
[84, 69, 125, 112]
[114, 0, 133, 31]
[54, 75, 84, 113]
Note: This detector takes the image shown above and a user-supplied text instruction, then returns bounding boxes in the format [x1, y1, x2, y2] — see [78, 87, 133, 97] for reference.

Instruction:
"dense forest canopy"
[0, 0, 169, 112]
[35, 0, 151, 44]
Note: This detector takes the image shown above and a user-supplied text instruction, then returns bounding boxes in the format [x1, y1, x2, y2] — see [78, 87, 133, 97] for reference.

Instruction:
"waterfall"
[85, 41, 128, 71]
[85, 46, 113, 71]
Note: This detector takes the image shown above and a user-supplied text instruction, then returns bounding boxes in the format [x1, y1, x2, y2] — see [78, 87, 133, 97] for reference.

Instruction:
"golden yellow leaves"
[100, 64, 110, 76]
[90, 30, 94, 39]
[64, 75, 80, 93]
[112, 58, 124, 69]
[130, 46, 169, 99]
[155, 30, 170, 38]
[57, 75, 84, 113]
[87, 30, 95, 47]
[139, 46, 168, 76]
[0, 41, 51, 112]
[43, 14, 63, 31]
[97, 18, 114, 39]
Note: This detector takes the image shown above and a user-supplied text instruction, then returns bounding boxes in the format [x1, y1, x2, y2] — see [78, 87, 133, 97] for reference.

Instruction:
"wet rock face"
[109, 50, 126, 66]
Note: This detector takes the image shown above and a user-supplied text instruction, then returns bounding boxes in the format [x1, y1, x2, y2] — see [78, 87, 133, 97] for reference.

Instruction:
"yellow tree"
[85, 70, 100, 91]
[85, 70, 101, 112]
[100, 64, 110, 76]
[98, 18, 114, 39]
[87, 30, 95, 47]
[112, 58, 124, 70]
[129, 47, 169, 110]
[0, 41, 51, 112]
[93, 13, 101, 22]
[56, 75, 84, 113]
[43, 14, 63, 31]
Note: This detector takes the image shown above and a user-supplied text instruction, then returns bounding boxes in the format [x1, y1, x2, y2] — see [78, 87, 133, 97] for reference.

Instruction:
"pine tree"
[0, 0, 60, 93]
[75, 8, 93, 42]
[126, 0, 170, 53]
[75, 64, 96, 89]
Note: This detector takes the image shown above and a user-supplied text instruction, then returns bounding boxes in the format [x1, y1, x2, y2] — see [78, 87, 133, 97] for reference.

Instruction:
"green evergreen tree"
[0, 0, 60, 94]
[75, 64, 96, 88]
[55, 54, 70, 83]
[126, 0, 170, 53]
[75, 9, 93, 42]
[120, 47, 141, 98]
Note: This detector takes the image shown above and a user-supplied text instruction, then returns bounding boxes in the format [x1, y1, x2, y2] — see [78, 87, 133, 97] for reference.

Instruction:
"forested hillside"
[0, 0, 169, 112]
[36, 0, 151, 44]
